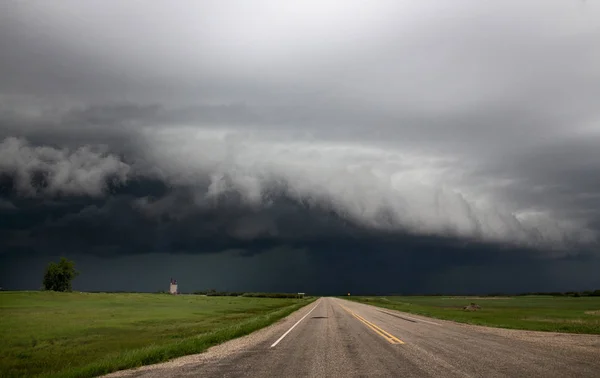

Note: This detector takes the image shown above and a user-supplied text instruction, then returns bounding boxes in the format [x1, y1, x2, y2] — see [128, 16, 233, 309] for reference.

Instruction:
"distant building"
[170, 278, 178, 294]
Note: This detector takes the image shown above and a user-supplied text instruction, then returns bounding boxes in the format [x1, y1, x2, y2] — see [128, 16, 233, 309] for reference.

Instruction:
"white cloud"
[0, 137, 130, 196]
[142, 127, 596, 249]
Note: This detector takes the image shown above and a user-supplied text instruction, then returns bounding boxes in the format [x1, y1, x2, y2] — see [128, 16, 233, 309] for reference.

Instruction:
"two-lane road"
[108, 297, 600, 377]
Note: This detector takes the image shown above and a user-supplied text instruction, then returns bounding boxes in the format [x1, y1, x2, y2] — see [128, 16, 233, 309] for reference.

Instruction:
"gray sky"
[1, 1, 600, 292]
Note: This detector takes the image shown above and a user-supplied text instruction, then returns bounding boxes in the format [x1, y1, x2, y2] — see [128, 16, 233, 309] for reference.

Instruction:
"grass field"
[345, 296, 600, 334]
[0, 291, 314, 378]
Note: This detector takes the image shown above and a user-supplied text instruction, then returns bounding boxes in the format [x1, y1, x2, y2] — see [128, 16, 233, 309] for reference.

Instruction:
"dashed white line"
[270, 301, 320, 348]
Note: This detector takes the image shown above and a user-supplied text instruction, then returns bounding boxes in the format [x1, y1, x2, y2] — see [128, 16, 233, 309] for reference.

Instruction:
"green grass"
[345, 295, 600, 334]
[0, 291, 315, 378]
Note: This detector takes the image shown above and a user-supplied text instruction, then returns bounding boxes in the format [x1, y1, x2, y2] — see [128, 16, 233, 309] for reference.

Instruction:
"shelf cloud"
[1, 0, 600, 292]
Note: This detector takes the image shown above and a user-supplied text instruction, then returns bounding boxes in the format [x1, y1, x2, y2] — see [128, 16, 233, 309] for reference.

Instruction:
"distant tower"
[169, 278, 178, 294]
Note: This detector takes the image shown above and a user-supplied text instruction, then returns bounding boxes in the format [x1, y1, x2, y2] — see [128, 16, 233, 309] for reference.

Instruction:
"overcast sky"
[1, 0, 600, 293]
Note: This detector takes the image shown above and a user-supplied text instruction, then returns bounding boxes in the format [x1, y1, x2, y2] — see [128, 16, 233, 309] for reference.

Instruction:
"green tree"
[43, 257, 79, 292]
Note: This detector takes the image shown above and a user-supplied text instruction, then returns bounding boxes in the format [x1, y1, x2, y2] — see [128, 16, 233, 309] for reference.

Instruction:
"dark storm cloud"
[1, 1, 600, 292]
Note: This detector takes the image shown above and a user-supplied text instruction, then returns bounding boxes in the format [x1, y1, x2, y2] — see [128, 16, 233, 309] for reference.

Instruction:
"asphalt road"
[109, 297, 600, 378]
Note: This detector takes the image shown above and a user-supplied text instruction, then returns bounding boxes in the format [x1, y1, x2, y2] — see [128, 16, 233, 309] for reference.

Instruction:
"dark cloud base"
[2, 167, 598, 294]
[0, 169, 552, 258]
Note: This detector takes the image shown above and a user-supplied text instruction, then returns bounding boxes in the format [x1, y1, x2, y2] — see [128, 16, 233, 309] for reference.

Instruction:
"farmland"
[346, 295, 600, 334]
[0, 291, 314, 378]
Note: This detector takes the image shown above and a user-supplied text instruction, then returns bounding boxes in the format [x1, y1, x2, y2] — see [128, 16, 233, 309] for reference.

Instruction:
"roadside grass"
[345, 296, 600, 334]
[0, 291, 315, 378]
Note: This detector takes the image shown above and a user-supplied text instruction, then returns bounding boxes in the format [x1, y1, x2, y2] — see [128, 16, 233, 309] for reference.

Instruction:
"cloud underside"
[0, 130, 596, 259]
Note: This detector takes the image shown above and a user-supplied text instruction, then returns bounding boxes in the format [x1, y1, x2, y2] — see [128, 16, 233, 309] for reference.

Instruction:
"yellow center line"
[340, 304, 405, 344]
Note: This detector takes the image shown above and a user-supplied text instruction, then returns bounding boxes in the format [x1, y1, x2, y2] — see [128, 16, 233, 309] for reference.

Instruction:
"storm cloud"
[1, 0, 600, 293]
